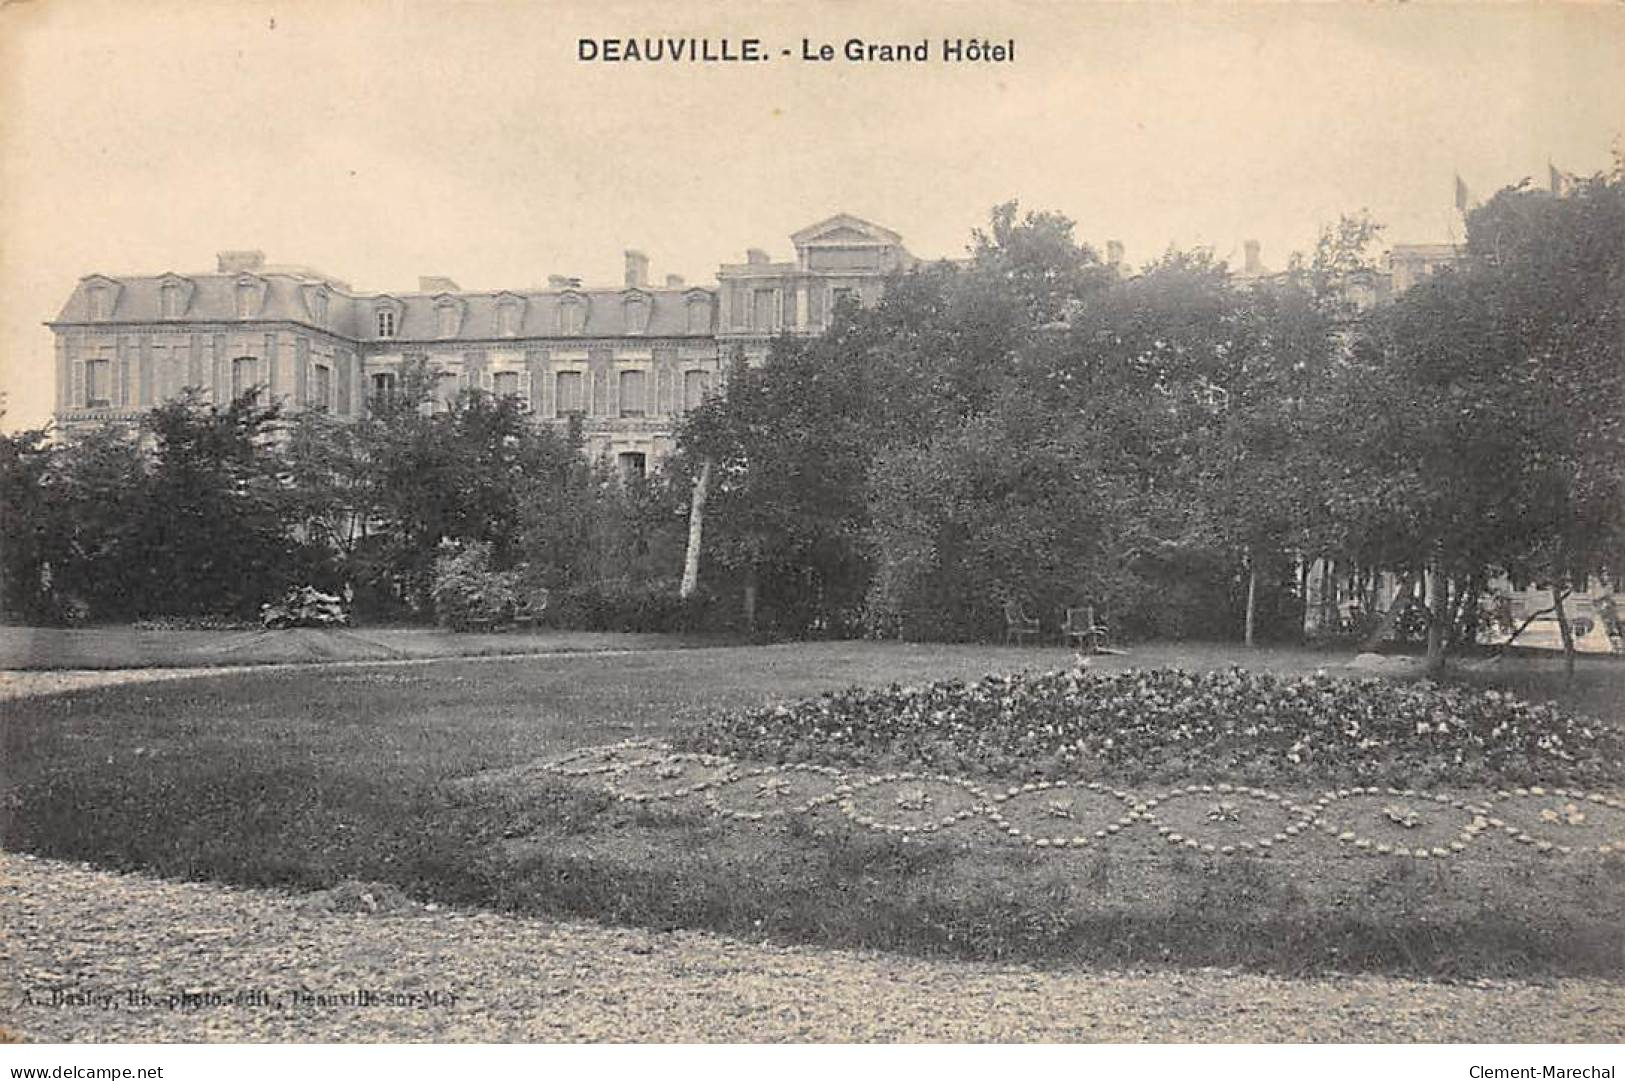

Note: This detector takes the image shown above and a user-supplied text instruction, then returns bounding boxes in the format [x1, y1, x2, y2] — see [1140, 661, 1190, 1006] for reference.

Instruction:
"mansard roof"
[51, 272, 716, 340]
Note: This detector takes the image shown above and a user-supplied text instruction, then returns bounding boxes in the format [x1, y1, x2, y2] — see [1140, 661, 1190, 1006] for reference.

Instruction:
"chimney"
[624, 250, 649, 289]
[217, 250, 265, 273]
[1244, 240, 1262, 275]
[746, 248, 770, 265]
[665, 274, 685, 289]
[1106, 240, 1124, 267]
[418, 276, 461, 293]
[547, 274, 579, 290]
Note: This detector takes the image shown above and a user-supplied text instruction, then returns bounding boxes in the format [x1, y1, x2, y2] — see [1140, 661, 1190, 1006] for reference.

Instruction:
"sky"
[2, 0, 1622, 432]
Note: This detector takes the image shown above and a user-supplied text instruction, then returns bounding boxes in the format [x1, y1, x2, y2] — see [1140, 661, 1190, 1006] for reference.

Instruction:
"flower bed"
[680, 667, 1625, 788]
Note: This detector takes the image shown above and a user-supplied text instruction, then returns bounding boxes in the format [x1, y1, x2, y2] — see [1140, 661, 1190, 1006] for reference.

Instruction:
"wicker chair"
[1061, 605, 1109, 653]
[1002, 598, 1041, 646]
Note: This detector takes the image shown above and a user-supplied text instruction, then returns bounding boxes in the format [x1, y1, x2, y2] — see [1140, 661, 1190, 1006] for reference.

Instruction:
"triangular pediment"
[791, 214, 903, 248]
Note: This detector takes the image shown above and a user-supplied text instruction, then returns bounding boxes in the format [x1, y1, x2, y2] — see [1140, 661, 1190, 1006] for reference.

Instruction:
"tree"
[131, 390, 300, 617]
[675, 202, 1117, 637]
[0, 426, 60, 622]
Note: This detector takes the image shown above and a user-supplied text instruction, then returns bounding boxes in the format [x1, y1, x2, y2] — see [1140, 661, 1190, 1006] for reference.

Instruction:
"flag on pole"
[1454, 173, 1470, 212]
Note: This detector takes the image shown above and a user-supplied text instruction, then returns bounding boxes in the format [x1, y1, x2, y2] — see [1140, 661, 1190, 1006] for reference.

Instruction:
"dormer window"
[432, 295, 464, 339]
[497, 300, 520, 337]
[312, 290, 329, 325]
[88, 286, 111, 321]
[377, 309, 396, 338]
[686, 294, 711, 335]
[235, 280, 259, 319]
[559, 296, 585, 336]
[624, 293, 650, 336]
[160, 282, 183, 319]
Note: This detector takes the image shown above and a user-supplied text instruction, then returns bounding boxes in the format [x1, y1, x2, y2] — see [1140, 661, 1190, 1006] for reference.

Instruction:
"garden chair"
[1061, 605, 1109, 653]
[1003, 598, 1041, 646]
[511, 588, 551, 631]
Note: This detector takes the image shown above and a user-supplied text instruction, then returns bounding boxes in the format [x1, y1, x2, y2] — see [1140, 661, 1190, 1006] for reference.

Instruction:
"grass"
[3, 640, 1623, 979]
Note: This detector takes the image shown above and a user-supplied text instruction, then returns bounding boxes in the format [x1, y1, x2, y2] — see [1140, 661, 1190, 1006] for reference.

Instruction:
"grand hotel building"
[48, 214, 919, 474]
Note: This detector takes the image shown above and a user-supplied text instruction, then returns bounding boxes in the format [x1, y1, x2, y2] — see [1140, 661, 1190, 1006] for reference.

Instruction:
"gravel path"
[0, 666, 264, 701]
[0, 651, 646, 702]
[3, 853, 1621, 1043]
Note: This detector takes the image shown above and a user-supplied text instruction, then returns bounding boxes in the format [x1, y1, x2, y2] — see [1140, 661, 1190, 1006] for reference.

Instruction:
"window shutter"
[71, 359, 85, 408]
[518, 369, 533, 412]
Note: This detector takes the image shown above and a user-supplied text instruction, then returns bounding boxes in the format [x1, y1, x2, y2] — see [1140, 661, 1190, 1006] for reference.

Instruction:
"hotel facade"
[47, 214, 919, 474]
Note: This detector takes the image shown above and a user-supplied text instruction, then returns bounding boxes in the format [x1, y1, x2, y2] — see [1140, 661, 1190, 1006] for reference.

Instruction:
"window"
[310, 364, 332, 409]
[160, 283, 182, 319]
[85, 359, 112, 407]
[683, 369, 710, 411]
[618, 369, 646, 416]
[376, 309, 396, 338]
[686, 296, 710, 335]
[436, 304, 459, 338]
[560, 299, 585, 336]
[555, 371, 584, 416]
[624, 295, 650, 335]
[497, 301, 520, 337]
[311, 290, 329, 326]
[370, 371, 398, 407]
[231, 357, 261, 402]
[431, 366, 462, 413]
[235, 281, 258, 318]
[617, 451, 647, 484]
[88, 287, 110, 321]
[753, 288, 775, 330]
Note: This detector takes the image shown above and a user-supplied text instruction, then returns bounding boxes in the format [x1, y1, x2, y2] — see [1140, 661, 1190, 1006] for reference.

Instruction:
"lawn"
[3, 640, 1623, 979]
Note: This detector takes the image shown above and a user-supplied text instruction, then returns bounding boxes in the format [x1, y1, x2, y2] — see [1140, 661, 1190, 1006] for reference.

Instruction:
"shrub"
[259, 586, 351, 629]
[549, 580, 717, 634]
[429, 541, 520, 630]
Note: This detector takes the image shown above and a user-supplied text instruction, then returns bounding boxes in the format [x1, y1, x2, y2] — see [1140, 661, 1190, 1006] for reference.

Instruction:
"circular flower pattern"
[1485, 787, 1625, 855]
[603, 752, 739, 803]
[1308, 788, 1489, 859]
[705, 763, 846, 821]
[1139, 784, 1314, 856]
[523, 741, 1625, 863]
[535, 738, 666, 778]
[986, 780, 1139, 849]
[837, 773, 987, 836]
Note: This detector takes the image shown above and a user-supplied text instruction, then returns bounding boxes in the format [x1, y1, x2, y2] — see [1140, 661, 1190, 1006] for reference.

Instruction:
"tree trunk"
[1244, 555, 1258, 648]
[678, 458, 712, 600]
[742, 564, 758, 635]
[1456, 571, 1484, 649]
[1298, 556, 1312, 637]
[1361, 569, 1417, 651]
[1553, 585, 1577, 683]
[1319, 558, 1337, 639]
[1425, 566, 1450, 674]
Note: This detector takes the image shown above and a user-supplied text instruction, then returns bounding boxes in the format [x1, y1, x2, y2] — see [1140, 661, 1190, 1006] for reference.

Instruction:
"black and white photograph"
[1, 0, 1623, 1068]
